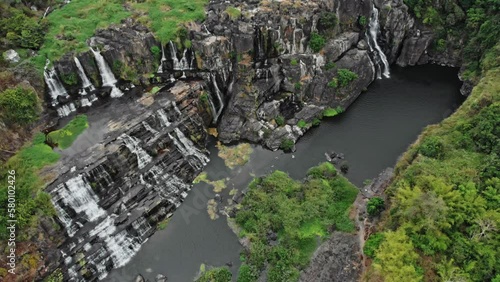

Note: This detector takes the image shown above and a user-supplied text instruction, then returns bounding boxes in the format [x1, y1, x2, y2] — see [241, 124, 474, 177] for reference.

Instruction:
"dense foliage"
[196, 267, 232, 282]
[0, 86, 41, 125]
[404, 0, 500, 80]
[337, 69, 358, 87]
[369, 68, 500, 281]
[235, 163, 359, 282]
[308, 33, 326, 53]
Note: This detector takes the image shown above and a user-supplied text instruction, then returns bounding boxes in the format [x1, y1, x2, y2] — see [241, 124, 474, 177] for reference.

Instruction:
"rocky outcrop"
[299, 232, 362, 282]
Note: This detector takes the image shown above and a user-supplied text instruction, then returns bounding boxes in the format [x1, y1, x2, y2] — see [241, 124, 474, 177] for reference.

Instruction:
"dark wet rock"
[299, 232, 361, 282]
[156, 273, 168, 282]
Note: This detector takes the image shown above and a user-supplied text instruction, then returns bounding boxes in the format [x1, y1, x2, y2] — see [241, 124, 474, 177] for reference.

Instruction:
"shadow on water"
[105, 65, 464, 281]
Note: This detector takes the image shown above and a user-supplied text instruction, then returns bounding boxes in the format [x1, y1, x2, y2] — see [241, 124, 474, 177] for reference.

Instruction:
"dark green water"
[105, 65, 464, 281]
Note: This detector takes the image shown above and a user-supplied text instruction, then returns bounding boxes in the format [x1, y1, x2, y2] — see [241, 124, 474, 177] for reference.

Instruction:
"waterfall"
[74, 57, 95, 92]
[202, 24, 211, 35]
[118, 134, 152, 169]
[157, 44, 166, 73]
[206, 93, 218, 123]
[157, 108, 171, 127]
[179, 49, 190, 70]
[44, 59, 68, 106]
[90, 47, 124, 97]
[299, 60, 307, 77]
[172, 101, 182, 117]
[168, 41, 181, 70]
[169, 128, 209, 169]
[142, 121, 159, 135]
[366, 6, 390, 78]
[57, 102, 76, 117]
[211, 74, 225, 122]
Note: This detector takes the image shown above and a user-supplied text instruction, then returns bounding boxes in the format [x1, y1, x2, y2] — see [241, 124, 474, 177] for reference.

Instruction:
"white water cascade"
[169, 129, 209, 170]
[44, 59, 69, 106]
[118, 134, 152, 169]
[57, 102, 76, 117]
[90, 47, 124, 97]
[366, 6, 390, 78]
[168, 41, 194, 70]
[168, 41, 181, 70]
[74, 57, 95, 93]
[211, 74, 225, 122]
[157, 108, 171, 127]
[157, 44, 166, 73]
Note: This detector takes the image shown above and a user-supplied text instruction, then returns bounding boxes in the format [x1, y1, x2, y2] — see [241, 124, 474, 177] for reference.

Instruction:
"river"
[105, 65, 464, 281]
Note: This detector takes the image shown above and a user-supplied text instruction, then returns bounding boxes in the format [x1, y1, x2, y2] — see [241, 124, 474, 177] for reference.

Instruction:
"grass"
[157, 218, 171, 230]
[216, 142, 253, 169]
[33, 0, 209, 69]
[235, 163, 359, 281]
[33, 0, 131, 69]
[131, 0, 208, 44]
[193, 172, 227, 193]
[323, 106, 343, 117]
[47, 115, 89, 149]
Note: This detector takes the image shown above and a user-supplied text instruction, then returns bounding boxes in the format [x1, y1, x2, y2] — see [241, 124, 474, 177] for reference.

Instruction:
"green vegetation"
[368, 65, 500, 281]
[47, 115, 89, 149]
[216, 142, 253, 169]
[157, 218, 171, 230]
[0, 133, 60, 240]
[193, 172, 227, 193]
[0, 86, 41, 126]
[308, 32, 326, 53]
[0, 6, 46, 50]
[337, 69, 358, 87]
[235, 163, 359, 282]
[404, 0, 499, 80]
[318, 12, 338, 31]
[290, 59, 298, 66]
[325, 62, 336, 70]
[294, 82, 302, 90]
[275, 115, 285, 126]
[327, 78, 338, 88]
[358, 16, 367, 27]
[280, 138, 295, 152]
[196, 266, 232, 282]
[297, 119, 308, 128]
[323, 106, 343, 117]
[225, 6, 242, 20]
[366, 197, 384, 216]
[363, 233, 384, 258]
[312, 118, 321, 127]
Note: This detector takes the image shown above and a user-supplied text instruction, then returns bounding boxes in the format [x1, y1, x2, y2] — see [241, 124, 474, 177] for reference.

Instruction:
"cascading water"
[157, 44, 166, 73]
[44, 59, 68, 106]
[211, 73, 225, 122]
[74, 57, 95, 93]
[90, 47, 124, 97]
[118, 134, 152, 169]
[56, 102, 76, 117]
[157, 108, 171, 127]
[168, 128, 209, 170]
[168, 41, 181, 70]
[366, 6, 390, 79]
[142, 121, 159, 135]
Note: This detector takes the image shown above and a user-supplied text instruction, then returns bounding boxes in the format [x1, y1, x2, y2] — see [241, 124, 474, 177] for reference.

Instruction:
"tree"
[373, 229, 423, 282]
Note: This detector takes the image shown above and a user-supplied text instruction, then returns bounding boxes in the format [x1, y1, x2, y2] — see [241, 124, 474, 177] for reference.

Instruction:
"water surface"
[105, 65, 464, 281]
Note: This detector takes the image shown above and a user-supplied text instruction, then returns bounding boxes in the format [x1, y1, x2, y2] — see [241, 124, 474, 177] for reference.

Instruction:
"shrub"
[275, 115, 285, 126]
[309, 33, 326, 52]
[61, 72, 78, 86]
[0, 86, 40, 125]
[364, 233, 385, 258]
[327, 78, 338, 88]
[367, 197, 385, 216]
[337, 69, 358, 87]
[47, 115, 89, 149]
[323, 106, 343, 117]
[280, 138, 295, 151]
[294, 82, 302, 90]
[199, 92, 208, 103]
[150, 46, 161, 60]
[237, 264, 258, 282]
[358, 16, 367, 27]
[225, 6, 241, 20]
[419, 136, 445, 159]
[297, 119, 308, 128]
[325, 62, 336, 70]
[290, 59, 298, 66]
[312, 118, 321, 127]
[197, 267, 232, 282]
[318, 12, 338, 31]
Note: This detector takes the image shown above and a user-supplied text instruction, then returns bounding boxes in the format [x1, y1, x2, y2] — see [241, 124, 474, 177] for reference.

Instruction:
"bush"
[325, 62, 336, 70]
[367, 197, 385, 216]
[0, 86, 40, 125]
[419, 136, 445, 159]
[150, 46, 161, 60]
[225, 6, 241, 20]
[290, 59, 298, 66]
[280, 138, 295, 152]
[237, 264, 258, 282]
[275, 115, 285, 126]
[327, 78, 338, 88]
[297, 119, 308, 128]
[197, 267, 232, 282]
[358, 16, 367, 27]
[294, 82, 302, 90]
[318, 12, 338, 31]
[337, 69, 358, 87]
[323, 106, 343, 117]
[312, 118, 321, 127]
[309, 33, 326, 52]
[364, 233, 385, 258]
[0, 9, 46, 49]
[47, 115, 89, 149]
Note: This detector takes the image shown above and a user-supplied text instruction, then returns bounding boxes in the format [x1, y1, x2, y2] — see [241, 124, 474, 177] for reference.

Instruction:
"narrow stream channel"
[105, 65, 464, 282]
